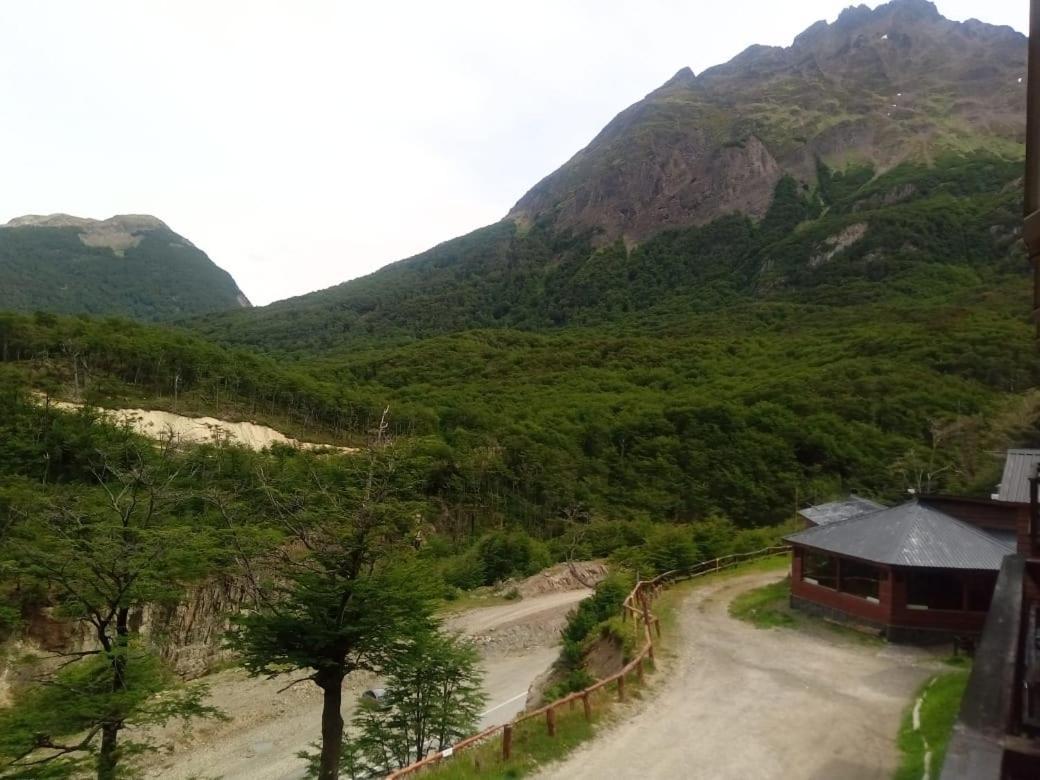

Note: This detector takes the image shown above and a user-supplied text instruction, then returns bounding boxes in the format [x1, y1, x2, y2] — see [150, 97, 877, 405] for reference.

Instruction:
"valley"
[0, 1, 1037, 778]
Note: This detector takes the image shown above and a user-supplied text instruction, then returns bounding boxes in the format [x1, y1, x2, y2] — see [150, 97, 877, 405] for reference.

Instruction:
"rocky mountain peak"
[3, 213, 176, 256]
[660, 66, 697, 90]
[507, 1, 1026, 245]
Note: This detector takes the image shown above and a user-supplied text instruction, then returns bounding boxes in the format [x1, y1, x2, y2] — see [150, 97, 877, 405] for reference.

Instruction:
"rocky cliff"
[508, 0, 1026, 243]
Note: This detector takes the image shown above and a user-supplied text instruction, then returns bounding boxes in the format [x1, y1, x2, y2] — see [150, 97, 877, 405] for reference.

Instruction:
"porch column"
[886, 567, 904, 624]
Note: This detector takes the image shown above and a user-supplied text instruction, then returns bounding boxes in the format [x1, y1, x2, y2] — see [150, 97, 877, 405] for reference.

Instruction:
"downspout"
[1026, 0, 1040, 331]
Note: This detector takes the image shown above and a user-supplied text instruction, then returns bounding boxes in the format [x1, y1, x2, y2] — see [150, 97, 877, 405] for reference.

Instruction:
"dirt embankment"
[37, 396, 357, 453]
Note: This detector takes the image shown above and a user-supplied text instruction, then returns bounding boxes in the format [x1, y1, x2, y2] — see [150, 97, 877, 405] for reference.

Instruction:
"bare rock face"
[508, 0, 1026, 244]
[3, 214, 97, 230]
[809, 222, 869, 268]
[3, 213, 174, 256]
[5, 576, 251, 682]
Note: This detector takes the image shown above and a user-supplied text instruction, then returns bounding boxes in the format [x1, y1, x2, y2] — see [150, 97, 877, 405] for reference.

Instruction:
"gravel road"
[536, 571, 939, 780]
[140, 588, 589, 780]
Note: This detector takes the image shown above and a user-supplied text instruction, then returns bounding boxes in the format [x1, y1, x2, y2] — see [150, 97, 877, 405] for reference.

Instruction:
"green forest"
[4, 153, 1035, 531]
[0, 225, 246, 321]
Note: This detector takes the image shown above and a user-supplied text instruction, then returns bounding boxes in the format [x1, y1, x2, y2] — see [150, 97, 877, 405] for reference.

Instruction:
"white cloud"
[0, 0, 1028, 304]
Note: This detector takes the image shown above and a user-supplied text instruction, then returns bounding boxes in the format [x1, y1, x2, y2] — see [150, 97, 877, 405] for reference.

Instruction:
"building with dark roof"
[786, 498, 1018, 641]
[994, 448, 1040, 503]
[797, 494, 885, 527]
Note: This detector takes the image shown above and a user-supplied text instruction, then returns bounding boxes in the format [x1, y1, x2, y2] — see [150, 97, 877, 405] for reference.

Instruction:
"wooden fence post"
[618, 673, 626, 702]
[639, 590, 655, 643]
[636, 657, 645, 684]
[502, 724, 513, 760]
[582, 691, 592, 722]
[546, 705, 557, 737]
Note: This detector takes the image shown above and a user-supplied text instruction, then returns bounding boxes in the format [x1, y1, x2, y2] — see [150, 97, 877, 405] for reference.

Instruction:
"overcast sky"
[0, 1, 1028, 305]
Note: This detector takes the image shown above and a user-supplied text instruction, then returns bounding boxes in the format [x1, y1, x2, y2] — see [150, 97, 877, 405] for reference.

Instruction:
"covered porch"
[785, 500, 1012, 641]
[790, 547, 998, 638]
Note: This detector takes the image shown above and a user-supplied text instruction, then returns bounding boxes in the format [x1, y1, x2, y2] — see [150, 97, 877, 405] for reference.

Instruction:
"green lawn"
[728, 578, 796, 628]
[894, 668, 971, 780]
[727, 575, 884, 646]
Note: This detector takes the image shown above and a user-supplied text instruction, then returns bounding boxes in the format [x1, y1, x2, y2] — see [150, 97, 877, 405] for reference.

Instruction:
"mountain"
[0, 213, 250, 321]
[510, 0, 1025, 243]
[188, 0, 1027, 353]
[1, 0, 1036, 533]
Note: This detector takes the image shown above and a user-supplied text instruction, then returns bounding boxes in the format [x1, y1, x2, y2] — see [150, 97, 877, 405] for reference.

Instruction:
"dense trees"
[0, 435, 219, 778]
[1, 152, 1034, 536]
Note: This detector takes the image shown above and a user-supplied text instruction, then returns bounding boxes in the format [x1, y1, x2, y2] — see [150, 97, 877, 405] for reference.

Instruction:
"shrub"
[441, 552, 485, 590]
[475, 531, 551, 585]
[634, 525, 699, 576]
[561, 573, 632, 645]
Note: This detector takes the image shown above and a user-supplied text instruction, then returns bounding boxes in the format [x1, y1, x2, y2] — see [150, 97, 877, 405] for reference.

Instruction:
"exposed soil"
[535, 571, 941, 780]
[40, 398, 357, 453]
[513, 561, 608, 599]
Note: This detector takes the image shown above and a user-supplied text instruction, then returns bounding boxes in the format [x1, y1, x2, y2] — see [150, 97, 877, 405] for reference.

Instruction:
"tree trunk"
[317, 668, 346, 780]
[95, 609, 129, 779]
[97, 722, 120, 780]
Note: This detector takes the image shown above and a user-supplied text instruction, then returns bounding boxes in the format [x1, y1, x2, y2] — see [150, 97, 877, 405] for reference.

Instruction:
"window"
[964, 573, 997, 612]
[906, 571, 962, 611]
[839, 558, 882, 602]
[803, 551, 838, 589]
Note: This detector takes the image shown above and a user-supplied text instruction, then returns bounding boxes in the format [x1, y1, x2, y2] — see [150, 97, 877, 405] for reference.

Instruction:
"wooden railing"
[386, 544, 791, 779]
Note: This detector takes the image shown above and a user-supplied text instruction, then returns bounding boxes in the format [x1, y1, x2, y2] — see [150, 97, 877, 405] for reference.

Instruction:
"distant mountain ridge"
[508, 0, 1026, 243]
[0, 213, 250, 321]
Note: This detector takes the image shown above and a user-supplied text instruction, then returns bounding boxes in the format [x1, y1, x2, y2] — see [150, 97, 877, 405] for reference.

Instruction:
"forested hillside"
[0, 214, 249, 321]
[187, 152, 1027, 350]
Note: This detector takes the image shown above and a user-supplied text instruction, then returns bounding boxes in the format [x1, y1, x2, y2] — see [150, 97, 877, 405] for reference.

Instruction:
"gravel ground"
[535, 571, 940, 780]
[138, 588, 589, 780]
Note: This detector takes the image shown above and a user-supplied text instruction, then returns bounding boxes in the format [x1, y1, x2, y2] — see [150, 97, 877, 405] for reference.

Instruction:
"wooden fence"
[385, 544, 791, 779]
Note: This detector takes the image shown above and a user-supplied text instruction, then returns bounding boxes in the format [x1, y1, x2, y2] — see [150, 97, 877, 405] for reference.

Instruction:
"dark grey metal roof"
[798, 495, 885, 526]
[995, 449, 1040, 503]
[785, 500, 1015, 570]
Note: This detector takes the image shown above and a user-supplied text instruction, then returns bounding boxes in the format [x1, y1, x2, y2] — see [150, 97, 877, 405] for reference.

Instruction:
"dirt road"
[536, 571, 939, 780]
[140, 588, 589, 780]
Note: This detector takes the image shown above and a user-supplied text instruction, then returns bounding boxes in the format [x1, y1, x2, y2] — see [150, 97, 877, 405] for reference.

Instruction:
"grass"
[894, 667, 971, 780]
[728, 578, 796, 628]
[418, 693, 600, 779]
[421, 553, 791, 779]
[727, 575, 884, 646]
[440, 590, 511, 615]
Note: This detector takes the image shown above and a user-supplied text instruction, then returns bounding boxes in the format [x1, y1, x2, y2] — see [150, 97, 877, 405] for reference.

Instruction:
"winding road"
[537, 571, 940, 780]
[141, 588, 590, 780]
